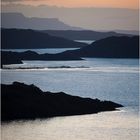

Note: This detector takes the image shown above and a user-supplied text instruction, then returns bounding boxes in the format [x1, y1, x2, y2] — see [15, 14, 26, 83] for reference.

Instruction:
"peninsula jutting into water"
[1, 82, 123, 121]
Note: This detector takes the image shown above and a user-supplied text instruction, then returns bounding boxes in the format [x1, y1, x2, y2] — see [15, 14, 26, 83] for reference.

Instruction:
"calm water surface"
[74, 40, 95, 44]
[1, 40, 94, 54]
[1, 58, 139, 140]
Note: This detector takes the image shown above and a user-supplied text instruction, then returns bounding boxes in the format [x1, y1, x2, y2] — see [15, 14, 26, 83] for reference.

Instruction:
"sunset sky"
[3, 0, 139, 9]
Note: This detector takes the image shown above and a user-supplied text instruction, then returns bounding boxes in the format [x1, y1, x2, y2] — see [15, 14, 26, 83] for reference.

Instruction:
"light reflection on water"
[1, 67, 139, 106]
[2, 107, 139, 140]
[1, 58, 139, 140]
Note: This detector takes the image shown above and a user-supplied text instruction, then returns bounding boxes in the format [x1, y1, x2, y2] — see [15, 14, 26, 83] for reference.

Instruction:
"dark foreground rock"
[1, 82, 123, 122]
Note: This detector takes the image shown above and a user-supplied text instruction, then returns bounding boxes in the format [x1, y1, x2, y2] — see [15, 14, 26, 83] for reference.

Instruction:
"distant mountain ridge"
[2, 13, 135, 41]
[43, 30, 131, 40]
[1, 28, 87, 49]
[1, 13, 83, 30]
[114, 30, 139, 35]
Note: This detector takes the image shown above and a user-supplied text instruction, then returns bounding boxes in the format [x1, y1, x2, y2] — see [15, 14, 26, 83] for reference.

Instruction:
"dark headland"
[62, 36, 139, 58]
[1, 82, 123, 121]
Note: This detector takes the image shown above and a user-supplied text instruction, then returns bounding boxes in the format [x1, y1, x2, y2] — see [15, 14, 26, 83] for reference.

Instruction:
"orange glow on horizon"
[16, 0, 139, 9]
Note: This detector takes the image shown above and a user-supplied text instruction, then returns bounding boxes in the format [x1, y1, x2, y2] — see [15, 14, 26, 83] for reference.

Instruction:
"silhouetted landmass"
[1, 29, 87, 49]
[1, 36, 139, 66]
[43, 30, 132, 40]
[1, 53, 23, 66]
[62, 36, 139, 58]
[1, 82, 123, 121]
[1, 50, 83, 66]
[2, 13, 83, 30]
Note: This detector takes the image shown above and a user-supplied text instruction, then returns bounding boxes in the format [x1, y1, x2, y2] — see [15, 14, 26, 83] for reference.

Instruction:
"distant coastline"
[1, 35, 139, 66]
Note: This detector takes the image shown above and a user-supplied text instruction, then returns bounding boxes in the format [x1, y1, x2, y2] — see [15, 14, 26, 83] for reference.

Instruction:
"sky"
[2, 0, 139, 9]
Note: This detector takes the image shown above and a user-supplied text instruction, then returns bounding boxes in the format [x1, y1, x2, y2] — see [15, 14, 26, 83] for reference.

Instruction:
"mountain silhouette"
[1, 13, 83, 30]
[43, 30, 131, 40]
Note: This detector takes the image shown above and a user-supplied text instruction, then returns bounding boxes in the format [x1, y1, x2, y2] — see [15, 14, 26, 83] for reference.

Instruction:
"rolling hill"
[1, 28, 87, 49]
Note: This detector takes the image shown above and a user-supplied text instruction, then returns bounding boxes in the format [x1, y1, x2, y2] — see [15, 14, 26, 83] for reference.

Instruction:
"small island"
[2, 82, 123, 122]
[1, 50, 83, 66]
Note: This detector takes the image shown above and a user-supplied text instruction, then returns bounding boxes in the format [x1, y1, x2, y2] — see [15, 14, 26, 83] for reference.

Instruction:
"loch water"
[1, 58, 139, 140]
[1, 44, 139, 140]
